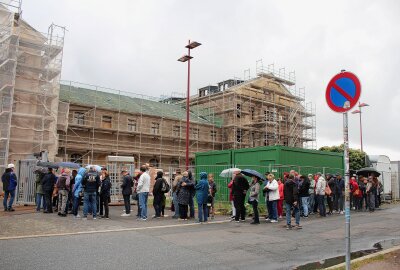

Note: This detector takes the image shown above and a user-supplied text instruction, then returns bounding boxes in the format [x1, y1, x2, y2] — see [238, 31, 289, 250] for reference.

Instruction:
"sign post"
[326, 70, 361, 270]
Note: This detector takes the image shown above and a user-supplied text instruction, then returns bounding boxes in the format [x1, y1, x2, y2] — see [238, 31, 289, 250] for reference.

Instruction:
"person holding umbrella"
[249, 176, 261, 224]
[232, 170, 249, 222]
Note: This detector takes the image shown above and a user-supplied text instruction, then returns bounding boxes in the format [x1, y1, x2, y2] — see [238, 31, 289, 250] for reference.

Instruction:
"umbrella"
[58, 162, 81, 169]
[219, 168, 240, 178]
[241, 169, 267, 182]
[356, 167, 381, 177]
[37, 161, 59, 169]
[85, 165, 102, 172]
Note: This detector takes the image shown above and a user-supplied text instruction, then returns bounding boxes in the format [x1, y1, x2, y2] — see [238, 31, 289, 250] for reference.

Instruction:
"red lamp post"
[178, 40, 201, 170]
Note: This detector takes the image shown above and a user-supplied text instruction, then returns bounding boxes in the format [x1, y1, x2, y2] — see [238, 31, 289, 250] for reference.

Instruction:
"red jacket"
[228, 179, 234, 201]
[351, 180, 362, 198]
[278, 182, 284, 200]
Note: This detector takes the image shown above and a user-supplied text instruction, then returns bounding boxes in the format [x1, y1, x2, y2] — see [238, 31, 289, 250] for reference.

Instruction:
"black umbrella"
[37, 161, 59, 169]
[356, 167, 381, 177]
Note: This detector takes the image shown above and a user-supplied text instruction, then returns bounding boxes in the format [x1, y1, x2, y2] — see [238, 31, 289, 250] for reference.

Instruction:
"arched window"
[70, 153, 83, 164]
[149, 158, 159, 168]
[170, 159, 179, 167]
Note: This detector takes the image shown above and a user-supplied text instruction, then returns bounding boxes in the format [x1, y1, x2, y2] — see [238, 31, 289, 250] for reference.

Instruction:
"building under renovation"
[0, 2, 316, 173]
[0, 2, 65, 171]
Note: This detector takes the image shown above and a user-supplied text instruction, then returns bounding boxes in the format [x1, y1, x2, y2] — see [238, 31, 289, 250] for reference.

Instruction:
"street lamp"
[352, 102, 369, 164]
[178, 40, 201, 170]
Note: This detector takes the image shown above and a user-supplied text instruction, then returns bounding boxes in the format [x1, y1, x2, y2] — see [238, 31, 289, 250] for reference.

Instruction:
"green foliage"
[319, 144, 366, 171]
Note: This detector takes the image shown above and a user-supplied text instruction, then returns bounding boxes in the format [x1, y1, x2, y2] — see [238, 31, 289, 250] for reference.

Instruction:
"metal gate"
[106, 157, 135, 203]
[16, 159, 37, 205]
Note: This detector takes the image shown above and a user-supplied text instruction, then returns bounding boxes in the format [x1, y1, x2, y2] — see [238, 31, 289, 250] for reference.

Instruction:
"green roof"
[59, 83, 222, 127]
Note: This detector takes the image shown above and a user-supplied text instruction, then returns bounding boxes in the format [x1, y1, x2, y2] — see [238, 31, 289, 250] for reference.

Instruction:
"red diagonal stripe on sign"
[332, 82, 355, 103]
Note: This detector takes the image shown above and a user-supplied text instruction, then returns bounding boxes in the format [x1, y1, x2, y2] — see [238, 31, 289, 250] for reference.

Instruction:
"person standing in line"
[350, 177, 361, 211]
[195, 172, 210, 223]
[133, 170, 142, 218]
[2, 164, 17, 212]
[171, 169, 182, 219]
[284, 174, 301, 230]
[177, 171, 191, 220]
[56, 168, 71, 217]
[99, 170, 111, 219]
[307, 174, 315, 215]
[82, 166, 101, 220]
[264, 173, 279, 223]
[367, 176, 378, 212]
[35, 168, 46, 212]
[208, 173, 217, 219]
[66, 169, 77, 214]
[277, 178, 284, 219]
[249, 176, 260, 225]
[227, 172, 237, 220]
[121, 169, 133, 217]
[298, 175, 310, 218]
[42, 168, 56, 213]
[137, 165, 150, 221]
[72, 167, 85, 218]
[188, 171, 196, 219]
[152, 171, 164, 218]
[334, 173, 345, 214]
[232, 170, 249, 222]
[359, 176, 368, 211]
[326, 174, 335, 215]
[315, 172, 326, 217]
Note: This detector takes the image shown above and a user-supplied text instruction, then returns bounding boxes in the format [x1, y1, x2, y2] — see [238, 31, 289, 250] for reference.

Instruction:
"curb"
[324, 245, 400, 270]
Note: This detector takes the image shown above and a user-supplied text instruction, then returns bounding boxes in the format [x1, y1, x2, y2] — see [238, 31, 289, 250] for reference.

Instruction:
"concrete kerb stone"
[324, 245, 400, 270]
[0, 220, 231, 241]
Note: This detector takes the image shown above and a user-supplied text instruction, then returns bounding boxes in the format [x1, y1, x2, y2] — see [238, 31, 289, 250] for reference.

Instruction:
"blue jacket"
[195, 178, 210, 205]
[73, 168, 86, 197]
[2, 169, 17, 191]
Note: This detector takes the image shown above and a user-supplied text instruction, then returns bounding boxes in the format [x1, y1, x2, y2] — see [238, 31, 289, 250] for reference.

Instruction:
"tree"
[319, 144, 366, 171]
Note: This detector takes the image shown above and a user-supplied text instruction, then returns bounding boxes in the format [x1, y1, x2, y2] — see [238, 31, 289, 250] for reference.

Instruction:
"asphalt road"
[1, 205, 400, 270]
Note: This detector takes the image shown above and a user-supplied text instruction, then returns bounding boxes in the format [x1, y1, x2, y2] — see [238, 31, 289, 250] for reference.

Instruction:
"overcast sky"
[22, 0, 400, 160]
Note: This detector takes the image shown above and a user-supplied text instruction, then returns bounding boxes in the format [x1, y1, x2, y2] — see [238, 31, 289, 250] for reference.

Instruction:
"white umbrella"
[219, 168, 240, 178]
[85, 165, 102, 172]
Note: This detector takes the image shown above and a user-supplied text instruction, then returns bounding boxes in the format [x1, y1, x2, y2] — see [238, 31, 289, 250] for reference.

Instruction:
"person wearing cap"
[315, 172, 327, 217]
[195, 172, 210, 223]
[121, 169, 133, 217]
[2, 163, 17, 211]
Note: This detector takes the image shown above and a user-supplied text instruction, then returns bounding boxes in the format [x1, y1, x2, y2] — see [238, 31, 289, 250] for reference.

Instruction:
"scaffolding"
[57, 81, 223, 168]
[189, 60, 317, 151]
[0, 1, 65, 168]
[0, 2, 19, 170]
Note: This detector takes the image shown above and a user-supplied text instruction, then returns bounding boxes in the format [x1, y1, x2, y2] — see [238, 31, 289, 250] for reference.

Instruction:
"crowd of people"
[2, 163, 382, 228]
[227, 169, 383, 229]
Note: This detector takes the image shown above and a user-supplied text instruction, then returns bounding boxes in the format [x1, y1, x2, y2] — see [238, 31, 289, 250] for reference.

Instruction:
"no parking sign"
[326, 71, 361, 113]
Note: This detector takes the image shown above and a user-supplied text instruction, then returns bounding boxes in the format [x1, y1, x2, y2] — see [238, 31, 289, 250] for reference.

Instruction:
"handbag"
[132, 191, 138, 201]
[325, 185, 332, 196]
[353, 189, 360, 196]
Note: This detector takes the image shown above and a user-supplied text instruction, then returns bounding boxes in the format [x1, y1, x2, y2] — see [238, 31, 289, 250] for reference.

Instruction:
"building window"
[73, 112, 85, 125]
[236, 129, 242, 143]
[70, 153, 83, 164]
[190, 128, 199, 140]
[236, 104, 241, 118]
[171, 159, 179, 167]
[250, 107, 255, 120]
[101, 115, 112, 128]
[149, 158, 159, 168]
[173, 126, 181, 137]
[128, 119, 137, 132]
[250, 132, 255, 147]
[210, 130, 217, 142]
[151, 122, 160, 134]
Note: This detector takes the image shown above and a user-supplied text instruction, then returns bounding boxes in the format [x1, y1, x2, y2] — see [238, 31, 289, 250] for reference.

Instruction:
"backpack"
[161, 179, 170, 193]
